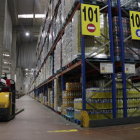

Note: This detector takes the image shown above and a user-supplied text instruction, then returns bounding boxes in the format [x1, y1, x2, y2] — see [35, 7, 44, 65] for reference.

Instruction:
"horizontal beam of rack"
[32, 2, 81, 87]
[30, 60, 82, 92]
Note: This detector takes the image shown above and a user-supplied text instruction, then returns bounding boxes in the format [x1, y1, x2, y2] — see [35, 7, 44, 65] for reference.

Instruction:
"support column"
[0, 0, 6, 75]
[11, 32, 17, 80]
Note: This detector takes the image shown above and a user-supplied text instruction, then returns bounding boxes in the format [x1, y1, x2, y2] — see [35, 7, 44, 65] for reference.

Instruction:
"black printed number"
[83, 6, 98, 22]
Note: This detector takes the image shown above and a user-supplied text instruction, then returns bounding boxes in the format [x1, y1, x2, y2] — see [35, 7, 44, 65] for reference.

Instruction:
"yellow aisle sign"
[81, 4, 100, 36]
[130, 11, 140, 40]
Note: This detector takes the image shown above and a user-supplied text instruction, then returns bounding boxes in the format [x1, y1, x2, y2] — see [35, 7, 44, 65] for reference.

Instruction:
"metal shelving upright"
[117, 0, 140, 118]
[80, 0, 117, 125]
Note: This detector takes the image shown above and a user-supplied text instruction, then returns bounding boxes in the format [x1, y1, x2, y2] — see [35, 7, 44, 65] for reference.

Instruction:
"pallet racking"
[28, 0, 140, 127]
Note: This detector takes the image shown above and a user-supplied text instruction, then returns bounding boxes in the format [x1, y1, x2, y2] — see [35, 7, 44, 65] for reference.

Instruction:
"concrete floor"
[0, 95, 140, 140]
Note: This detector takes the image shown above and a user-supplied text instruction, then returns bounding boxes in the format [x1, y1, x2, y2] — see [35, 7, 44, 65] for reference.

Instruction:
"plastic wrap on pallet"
[61, 0, 75, 23]
[53, 18, 57, 43]
[62, 11, 110, 68]
[56, 4, 62, 37]
[112, 0, 139, 10]
[52, 0, 59, 16]
[46, 55, 53, 79]
[54, 39, 62, 73]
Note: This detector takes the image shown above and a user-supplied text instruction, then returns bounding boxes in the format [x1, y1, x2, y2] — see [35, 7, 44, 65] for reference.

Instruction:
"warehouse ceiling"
[7, 0, 48, 73]
[8, 0, 47, 44]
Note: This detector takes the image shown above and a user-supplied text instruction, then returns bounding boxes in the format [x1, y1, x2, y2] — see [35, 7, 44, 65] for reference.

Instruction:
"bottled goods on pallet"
[116, 89, 140, 98]
[66, 82, 93, 91]
[117, 99, 140, 108]
[86, 88, 112, 99]
[113, 16, 140, 60]
[61, 82, 82, 114]
[63, 90, 82, 99]
[74, 98, 112, 110]
[116, 79, 132, 89]
[74, 109, 113, 120]
[66, 107, 74, 118]
[117, 108, 140, 118]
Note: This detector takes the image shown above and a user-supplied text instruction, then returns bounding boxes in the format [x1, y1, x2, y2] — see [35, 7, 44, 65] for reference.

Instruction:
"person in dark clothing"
[1, 73, 11, 87]
[0, 73, 11, 92]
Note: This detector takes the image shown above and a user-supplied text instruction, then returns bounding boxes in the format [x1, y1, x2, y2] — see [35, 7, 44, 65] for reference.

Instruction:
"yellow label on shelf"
[130, 11, 140, 40]
[81, 4, 100, 36]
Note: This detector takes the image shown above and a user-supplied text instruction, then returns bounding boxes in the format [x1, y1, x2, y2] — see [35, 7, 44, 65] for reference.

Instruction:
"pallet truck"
[0, 79, 24, 121]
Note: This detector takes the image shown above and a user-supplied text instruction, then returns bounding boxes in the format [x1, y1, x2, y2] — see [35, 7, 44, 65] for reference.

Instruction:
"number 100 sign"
[130, 11, 140, 40]
[81, 4, 100, 36]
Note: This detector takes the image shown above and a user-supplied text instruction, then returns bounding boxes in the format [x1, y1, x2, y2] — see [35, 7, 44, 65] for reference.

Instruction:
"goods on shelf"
[61, 82, 93, 114]
[66, 107, 74, 118]
[117, 108, 140, 118]
[74, 98, 112, 110]
[86, 88, 112, 99]
[52, 0, 59, 16]
[46, 55, 53, 79]
[61, 82, 82, 114]
[116, 89, 140, 98]
[116, 79, 132, 89]
[112, 0, 139, 10]
[62, 11, 110, 67]
[117, 98, 140, 108]
[74, 109, 113, 120]
[113, 16, 140, 60]
[61, 0, 76, 23]
[54, 40, 62, 73]
[63, 90, 82, 99]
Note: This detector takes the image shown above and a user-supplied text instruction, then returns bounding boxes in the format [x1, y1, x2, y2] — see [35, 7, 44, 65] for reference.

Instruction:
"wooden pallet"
[74, 119, 81, 125]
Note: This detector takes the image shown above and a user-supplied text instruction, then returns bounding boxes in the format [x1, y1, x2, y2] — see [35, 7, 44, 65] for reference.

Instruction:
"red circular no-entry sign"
[87, 24, 96, 33]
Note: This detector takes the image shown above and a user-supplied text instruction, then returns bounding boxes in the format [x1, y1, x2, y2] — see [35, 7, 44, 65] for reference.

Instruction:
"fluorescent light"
[18, 14, 45, 19]
[26, 32, 30, 36]
[18, 14, 33, 18]
[4, 62, 8, 64]
[35, 14, 45, 18]
[25, 69, 28, 71]
[3, 54, 10, 57]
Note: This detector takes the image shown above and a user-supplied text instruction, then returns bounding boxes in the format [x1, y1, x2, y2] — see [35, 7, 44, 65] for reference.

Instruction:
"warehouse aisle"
[0, 95, 140, 140]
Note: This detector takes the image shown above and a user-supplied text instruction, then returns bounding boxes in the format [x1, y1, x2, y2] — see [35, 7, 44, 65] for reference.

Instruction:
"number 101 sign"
[81, 4, 100, 36]
[130, 11, 140, 40]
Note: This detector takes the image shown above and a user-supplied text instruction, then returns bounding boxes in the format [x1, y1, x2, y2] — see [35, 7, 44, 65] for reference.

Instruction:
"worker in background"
[1, 73, 11, 87]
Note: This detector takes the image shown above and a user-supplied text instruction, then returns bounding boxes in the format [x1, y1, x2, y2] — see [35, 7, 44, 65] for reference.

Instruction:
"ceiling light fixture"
[3, 54, 10, 57]
[18, 14, 33, 18]
[35, 14, 45, 18]
[26, 32, 30, 36]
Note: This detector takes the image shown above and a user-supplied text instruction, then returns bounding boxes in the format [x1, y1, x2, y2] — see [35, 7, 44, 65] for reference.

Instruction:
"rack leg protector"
[80, 111, 89, 128]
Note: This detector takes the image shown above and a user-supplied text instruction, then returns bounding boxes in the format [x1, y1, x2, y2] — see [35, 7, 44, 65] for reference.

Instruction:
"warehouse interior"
[1, 0, 140, 139]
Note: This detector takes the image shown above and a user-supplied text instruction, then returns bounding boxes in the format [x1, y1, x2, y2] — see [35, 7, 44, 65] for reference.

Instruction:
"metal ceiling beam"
[7, 0, 18, 26]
